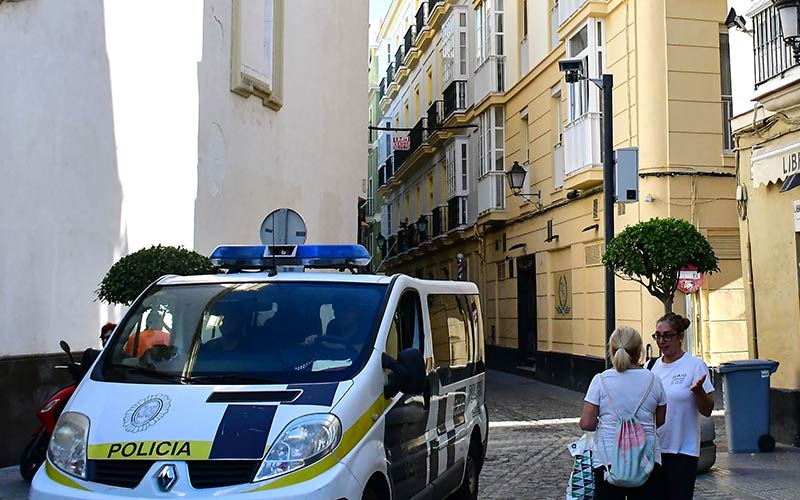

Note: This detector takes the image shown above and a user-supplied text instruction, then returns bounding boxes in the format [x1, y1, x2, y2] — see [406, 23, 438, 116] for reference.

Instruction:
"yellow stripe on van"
[45, 461, 89, 491]
[88, 440, 213, 460]
[248, 395, 392, 492]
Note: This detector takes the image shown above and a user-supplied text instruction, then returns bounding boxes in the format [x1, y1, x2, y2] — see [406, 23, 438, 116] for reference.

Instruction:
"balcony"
[409, 117, 427, 155]
[378, 164, 386, 188]
[753, 6, 799, 89]
[443, 80, 467, 120]
[558, 0, 588, 27]
[427, 0, 447, 31]
[385, 156, 394, 180]
[417, 214, 432, 246]
[386, 62, 394, 87]
[563, 111, 603, 189]
[474, 57, 506, 103]
[447, 195, 469, 230]
[477, 172, 506, 216]
[394, 148, 410, 171]
[379, 78, 385, 100]
[395, 47, 404, 72]
[403, 23, 422, 69]
[431, 204, 448, 237]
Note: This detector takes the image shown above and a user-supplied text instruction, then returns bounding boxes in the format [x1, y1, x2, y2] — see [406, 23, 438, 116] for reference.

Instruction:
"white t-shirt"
[585, 368, 667, 466]
[651, 353, 714, 457]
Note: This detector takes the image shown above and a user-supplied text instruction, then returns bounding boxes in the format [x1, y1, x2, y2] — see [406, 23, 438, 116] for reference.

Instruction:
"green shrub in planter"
[96, 245, 213, 305]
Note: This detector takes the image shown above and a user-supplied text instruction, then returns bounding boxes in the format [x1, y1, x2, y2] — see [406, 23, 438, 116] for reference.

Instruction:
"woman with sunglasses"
[649, 312, 714, 499]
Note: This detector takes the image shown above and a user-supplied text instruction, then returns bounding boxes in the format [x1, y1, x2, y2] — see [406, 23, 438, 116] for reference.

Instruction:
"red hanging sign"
[677, 265, 703, 294]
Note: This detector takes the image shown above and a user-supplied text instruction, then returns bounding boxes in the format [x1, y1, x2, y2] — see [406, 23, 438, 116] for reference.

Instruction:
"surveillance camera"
[558, 58, 585, 83]
[724, 7, 749, 33]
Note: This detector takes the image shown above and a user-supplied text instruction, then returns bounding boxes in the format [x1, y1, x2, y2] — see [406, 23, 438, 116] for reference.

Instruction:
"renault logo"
[156, 464, 177, 492]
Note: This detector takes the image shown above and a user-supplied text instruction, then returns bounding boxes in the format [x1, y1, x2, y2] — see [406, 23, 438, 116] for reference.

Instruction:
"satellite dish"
[260, 208, 307, 245]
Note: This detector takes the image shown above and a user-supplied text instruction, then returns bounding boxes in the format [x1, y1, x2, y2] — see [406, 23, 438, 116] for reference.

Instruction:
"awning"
[750, 141, 800, 187]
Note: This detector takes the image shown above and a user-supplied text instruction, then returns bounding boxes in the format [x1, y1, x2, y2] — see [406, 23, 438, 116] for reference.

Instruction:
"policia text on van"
[31, 244, 488, 500]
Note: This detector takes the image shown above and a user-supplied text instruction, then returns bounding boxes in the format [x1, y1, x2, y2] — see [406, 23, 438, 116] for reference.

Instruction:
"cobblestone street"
[482, 370, 800, 499]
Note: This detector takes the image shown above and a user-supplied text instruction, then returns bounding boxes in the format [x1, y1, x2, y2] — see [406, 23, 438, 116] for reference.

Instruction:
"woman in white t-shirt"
[580, 326, 667, 500]
[649, 312, 714, 500]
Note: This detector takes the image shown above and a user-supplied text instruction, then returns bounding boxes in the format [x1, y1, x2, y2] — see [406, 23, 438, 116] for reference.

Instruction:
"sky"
[369, 0, 392, 42]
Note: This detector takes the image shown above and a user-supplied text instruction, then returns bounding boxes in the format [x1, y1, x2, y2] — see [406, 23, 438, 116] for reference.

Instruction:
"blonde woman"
[580, 326, 667, 500]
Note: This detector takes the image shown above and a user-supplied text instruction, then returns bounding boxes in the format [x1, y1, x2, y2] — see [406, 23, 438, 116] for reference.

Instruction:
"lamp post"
[505, 161, 543, 208]
[775, 0, 800, 62]
[559, 60, 616, 368]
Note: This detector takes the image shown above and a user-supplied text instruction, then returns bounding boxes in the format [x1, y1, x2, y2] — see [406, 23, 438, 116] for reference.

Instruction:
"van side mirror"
[382, 348, 426, 398]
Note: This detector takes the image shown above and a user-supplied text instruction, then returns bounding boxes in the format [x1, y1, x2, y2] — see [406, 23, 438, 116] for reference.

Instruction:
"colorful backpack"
[598, 373, 656, 488]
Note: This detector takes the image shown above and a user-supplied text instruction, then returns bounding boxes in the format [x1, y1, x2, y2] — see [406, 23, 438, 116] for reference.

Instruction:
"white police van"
[32, 244, 488, 500]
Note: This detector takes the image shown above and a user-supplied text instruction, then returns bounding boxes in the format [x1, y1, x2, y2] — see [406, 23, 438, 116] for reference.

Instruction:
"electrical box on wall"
[615, 147, 639, 203]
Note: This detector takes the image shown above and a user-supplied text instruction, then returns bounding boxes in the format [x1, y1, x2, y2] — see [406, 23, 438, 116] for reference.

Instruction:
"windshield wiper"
[185, 374, 282, 385]
[111, 365, 190, 384]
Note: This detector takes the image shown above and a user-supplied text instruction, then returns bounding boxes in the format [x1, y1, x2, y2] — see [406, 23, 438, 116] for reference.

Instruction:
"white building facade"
[0, 0, 366, 466]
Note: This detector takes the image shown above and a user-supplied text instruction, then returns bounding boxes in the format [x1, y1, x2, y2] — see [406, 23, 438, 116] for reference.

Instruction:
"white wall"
[0, 0, 202, 356]
[195, 0, 369, 251]
[0, 0, 122, 356]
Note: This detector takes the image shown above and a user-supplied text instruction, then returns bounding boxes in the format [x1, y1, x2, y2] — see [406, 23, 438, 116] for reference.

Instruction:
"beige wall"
[195, 0, 368, 252]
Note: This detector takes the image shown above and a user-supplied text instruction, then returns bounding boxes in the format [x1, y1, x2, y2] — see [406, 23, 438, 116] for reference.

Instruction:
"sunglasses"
[651, 331, 679, 342]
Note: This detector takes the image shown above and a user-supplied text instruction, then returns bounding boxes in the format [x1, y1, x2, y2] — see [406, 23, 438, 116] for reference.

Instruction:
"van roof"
[157, 272, 479, 293]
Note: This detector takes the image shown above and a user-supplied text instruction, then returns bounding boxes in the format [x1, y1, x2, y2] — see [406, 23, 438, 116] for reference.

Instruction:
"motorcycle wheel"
[19, 429, 49, 482]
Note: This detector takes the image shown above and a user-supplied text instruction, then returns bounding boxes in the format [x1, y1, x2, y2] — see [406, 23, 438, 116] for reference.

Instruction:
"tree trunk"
[663, 295, 674, 314]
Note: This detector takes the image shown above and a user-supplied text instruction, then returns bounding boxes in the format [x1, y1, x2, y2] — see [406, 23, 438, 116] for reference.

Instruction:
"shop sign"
[750, 141, 800, 187]
[393, 136, 410, 151]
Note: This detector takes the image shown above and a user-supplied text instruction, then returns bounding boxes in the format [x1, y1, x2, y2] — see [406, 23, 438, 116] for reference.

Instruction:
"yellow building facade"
[729, 1, 800, 447]
[374, 0, 745, 393]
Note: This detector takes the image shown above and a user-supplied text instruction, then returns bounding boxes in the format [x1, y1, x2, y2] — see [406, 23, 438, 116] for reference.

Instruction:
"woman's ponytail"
[608, 326, 643, 372]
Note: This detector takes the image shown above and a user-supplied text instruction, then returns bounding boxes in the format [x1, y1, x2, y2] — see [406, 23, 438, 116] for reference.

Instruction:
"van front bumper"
[31, 460, 362, 500]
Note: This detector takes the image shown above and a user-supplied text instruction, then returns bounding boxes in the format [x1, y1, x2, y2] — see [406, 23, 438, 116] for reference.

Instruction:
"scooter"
[19, 341, 98, 482]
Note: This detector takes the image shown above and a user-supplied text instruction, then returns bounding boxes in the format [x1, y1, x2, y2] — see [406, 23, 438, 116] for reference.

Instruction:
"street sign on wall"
[393, 136, 410, 151]
[677, 265, 703, 294]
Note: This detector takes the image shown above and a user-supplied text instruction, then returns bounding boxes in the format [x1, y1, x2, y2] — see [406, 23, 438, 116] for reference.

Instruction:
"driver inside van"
[123, 310, 170, 358]
[304, 303, 364, 355]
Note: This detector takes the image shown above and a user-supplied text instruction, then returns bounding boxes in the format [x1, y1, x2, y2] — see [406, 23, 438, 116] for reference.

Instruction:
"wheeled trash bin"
[718, 359, 779, 453]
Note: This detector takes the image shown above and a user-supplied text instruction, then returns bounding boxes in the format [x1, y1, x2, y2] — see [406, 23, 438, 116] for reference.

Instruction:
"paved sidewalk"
[1, 370, 798, 499]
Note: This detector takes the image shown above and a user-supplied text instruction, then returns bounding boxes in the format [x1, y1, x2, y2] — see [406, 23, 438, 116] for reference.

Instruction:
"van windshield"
[99, 281, 388, 384]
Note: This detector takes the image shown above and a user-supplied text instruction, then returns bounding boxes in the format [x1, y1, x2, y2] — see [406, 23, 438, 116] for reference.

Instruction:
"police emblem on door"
[156, 464, 177, 492]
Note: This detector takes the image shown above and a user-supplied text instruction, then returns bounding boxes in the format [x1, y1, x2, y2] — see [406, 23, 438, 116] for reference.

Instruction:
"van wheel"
[361, 488, 381, 500]
[451, 443, 479, 500]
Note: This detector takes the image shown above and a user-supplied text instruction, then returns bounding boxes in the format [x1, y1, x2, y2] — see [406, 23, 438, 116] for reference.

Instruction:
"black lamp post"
[376, 233, 386, 255]
[775, 0, 800, 63]
[416, 214, 428, 239]
[505, 161, 542, 207]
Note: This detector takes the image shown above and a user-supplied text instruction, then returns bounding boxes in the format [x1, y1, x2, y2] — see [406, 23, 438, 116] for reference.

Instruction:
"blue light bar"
[209, 244, 372, 270]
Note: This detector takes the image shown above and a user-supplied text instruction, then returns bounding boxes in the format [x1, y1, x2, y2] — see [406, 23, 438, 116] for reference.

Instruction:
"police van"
[32, 244, 488, 500]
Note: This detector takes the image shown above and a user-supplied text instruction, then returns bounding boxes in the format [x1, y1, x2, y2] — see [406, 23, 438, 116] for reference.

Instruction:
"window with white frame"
[443, 9, 469, 87]
[566, 20, 604, 122]
[476, 0, 500, 66]
[447, 139, 470, 198]
[478, 107, 505, 177]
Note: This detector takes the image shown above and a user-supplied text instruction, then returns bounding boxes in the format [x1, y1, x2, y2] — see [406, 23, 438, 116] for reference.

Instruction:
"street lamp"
[416, 214, 428, 235]
[505, 161, 543, 208]
[558, 58, 616, 368]
[775, 0, 800, 62]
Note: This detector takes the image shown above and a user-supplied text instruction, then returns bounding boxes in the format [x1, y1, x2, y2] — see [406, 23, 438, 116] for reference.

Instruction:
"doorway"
[516, 254, 537, 360]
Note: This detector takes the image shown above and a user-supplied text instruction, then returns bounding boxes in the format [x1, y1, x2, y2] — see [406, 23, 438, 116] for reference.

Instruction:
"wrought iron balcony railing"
[753, 6, 799, 88]
[395, 46, 404, 70]
[443, 80, 467, 119]
[409, 117, 426, 154]
[428, 0, 443, 13]
[386, 62, 394, 87]
[427, 101, 442, 132]
[415, 3, 427, 38]
[404, 25, 415, 55]
[394, 148, 410, 170]
[448, 195, 468, 230]
[379, 77, 385, 99]
[378, 164, 386, 188]
[431, 205, 448, 237]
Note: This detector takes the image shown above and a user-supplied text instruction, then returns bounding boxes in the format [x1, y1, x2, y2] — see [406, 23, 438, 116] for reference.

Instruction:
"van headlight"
[48, 412, 90, 479]
[254, 414, 341, 482]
